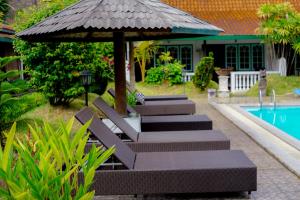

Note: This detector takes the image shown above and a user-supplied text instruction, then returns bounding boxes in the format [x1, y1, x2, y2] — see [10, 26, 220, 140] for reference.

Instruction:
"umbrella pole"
[113, 32, 127, 115]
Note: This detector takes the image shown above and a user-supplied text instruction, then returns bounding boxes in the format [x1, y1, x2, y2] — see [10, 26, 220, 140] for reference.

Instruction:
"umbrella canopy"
[17, 0, 223, 114]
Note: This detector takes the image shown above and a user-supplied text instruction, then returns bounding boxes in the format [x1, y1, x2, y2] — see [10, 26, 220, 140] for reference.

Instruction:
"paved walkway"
[95, 98, 300, 200]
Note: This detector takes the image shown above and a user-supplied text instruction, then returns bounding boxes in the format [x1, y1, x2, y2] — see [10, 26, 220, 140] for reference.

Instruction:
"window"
[153, 45, 193, 71]
[225, 45, 237, 69]
[239, 45, 251, 70]
[225, 44, 264, 71]
[180, 46, 193, 71]
[252, 44, 264, 70]
[167, 46, 179, 61]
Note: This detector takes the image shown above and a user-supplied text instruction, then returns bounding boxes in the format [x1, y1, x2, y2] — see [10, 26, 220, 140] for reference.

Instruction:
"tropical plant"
[134, 41, 158, 82]
[0, 118, 115, 199]
[257, 2, 300, 74]
[14, 0, 114, 105]
[193, 52, 215, 91]
[159, 51, 173, 64]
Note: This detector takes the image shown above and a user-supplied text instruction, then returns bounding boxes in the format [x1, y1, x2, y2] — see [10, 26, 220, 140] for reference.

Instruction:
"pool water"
[245, 106, 300, 140]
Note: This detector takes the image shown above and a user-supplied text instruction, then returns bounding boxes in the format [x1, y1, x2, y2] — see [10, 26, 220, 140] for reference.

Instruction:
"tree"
[257, 2, 300, 74]
[14, 0, 114, 105]
[134, 41, 158, 82]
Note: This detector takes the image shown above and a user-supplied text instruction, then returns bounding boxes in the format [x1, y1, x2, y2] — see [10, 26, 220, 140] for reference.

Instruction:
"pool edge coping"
[233, 105, 300, 151]
[210, 101, 300, 178]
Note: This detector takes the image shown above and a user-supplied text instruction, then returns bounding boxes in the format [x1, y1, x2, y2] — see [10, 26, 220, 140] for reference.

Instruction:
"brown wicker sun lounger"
[108, 88, 195, 115]
[76, 107, 230, 152]
[94, 97, 212, 131]
[78, 115, 257, 195]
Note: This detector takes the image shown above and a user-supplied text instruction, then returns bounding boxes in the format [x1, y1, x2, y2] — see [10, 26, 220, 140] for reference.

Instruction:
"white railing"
[230, 71, 280, 93]
[182, 72, 194, 82]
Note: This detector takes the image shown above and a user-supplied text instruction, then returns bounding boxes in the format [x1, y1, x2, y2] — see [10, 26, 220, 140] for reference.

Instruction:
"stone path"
[95, 98, 300, 200]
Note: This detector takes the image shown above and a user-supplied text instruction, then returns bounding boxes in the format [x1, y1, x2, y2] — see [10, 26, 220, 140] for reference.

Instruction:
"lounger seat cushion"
[138, 130, 227, 142]
[77, 106, 229, 152]
[108, 88, 195, 115]
[141, 115, 212, 131]
[135, 100, 196, 116]
[90, 150, 257, 195]
[144, 94, 188, 101]
[129, 130, 230, 152]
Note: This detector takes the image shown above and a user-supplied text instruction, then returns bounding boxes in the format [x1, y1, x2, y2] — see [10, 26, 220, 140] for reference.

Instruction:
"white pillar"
[218, 76, 230, 97]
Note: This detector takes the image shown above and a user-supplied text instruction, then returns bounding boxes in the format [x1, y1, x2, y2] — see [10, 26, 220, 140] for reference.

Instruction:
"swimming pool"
[244, 106, 300, 141]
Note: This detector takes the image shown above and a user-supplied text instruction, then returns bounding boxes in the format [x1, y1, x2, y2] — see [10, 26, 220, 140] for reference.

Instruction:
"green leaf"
[0, 187, 10, 198]
[2, 122, 16, 172]
[78, 191, 95, 200]
[83, 167, 95, 191]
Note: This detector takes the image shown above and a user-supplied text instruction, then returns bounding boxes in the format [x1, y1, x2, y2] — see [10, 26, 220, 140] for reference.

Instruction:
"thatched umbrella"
[17, 0, 223, 115]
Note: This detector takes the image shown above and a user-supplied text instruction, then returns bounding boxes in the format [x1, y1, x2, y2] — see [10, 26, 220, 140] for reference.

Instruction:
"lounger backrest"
[93, 97, 139, 141]
[75, 107, 136, 169]
[107, 88, 136, 114]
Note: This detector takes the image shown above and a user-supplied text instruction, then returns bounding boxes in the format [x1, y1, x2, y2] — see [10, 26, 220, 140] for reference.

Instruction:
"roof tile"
[162, 0, 300, 35]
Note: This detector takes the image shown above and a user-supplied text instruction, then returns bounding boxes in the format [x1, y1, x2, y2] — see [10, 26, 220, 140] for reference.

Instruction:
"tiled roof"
[162, 0, 300, 35]
[17, 0, 222, 41]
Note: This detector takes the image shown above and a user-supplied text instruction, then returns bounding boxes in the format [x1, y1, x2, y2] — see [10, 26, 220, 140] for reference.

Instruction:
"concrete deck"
[95, 97, 300, 200]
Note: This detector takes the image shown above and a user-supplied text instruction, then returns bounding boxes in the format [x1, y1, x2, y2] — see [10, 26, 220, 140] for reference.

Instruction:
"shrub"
[207, 80, 219, 90]
[14, 0, 114, 105]
[145, 62, 183, 85]
[164, 62, 183, 85]
[145, 66, 165, 84]
[0, 92, 46, 129]
[0, 118, 114, 199]
[193, 52, 215, 91]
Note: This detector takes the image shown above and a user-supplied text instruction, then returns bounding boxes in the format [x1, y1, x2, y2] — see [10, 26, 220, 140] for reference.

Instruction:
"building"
[1, 0, 37, 72]
[152, 0, 300, 92]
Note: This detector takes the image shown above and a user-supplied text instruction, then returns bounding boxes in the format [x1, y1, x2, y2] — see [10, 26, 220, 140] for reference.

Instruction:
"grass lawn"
[246, 74, 300, 96]
[15, 81, 212, 133]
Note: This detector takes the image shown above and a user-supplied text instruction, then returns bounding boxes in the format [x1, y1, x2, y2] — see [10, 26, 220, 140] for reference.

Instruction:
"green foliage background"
[13, 0, 114, 105]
